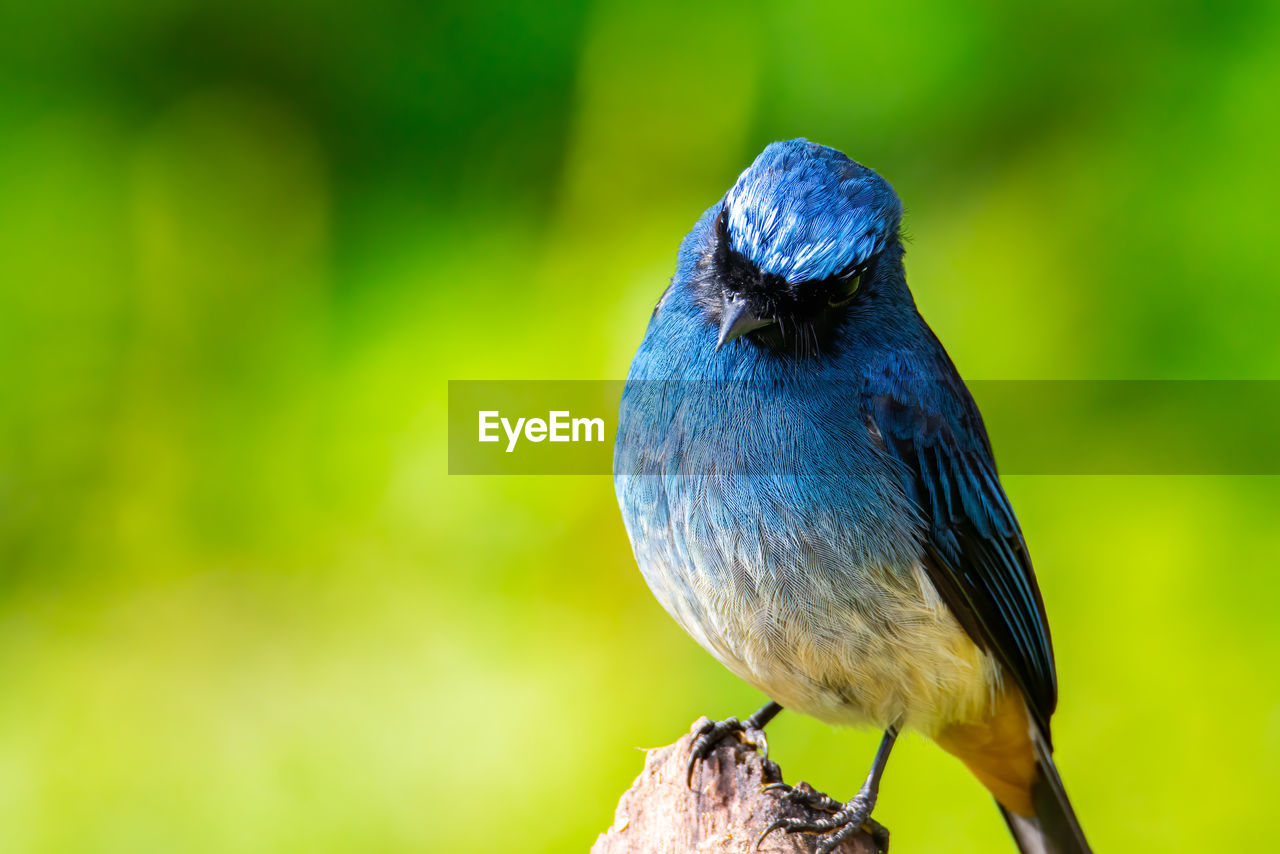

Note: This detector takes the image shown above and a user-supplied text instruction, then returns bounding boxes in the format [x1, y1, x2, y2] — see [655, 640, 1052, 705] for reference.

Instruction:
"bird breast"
[614, 378, 1001, 734]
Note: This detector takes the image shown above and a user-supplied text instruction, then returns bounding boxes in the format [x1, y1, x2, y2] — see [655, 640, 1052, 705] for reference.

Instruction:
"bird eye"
[829, 270, 861, 307]
[714, 208, 731, 246]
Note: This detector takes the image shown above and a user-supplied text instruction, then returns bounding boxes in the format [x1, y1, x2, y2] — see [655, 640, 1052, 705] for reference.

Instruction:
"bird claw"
[763, 780, 844, 812]
[757, 783, 890, 853]
[686, 715, 769, 787]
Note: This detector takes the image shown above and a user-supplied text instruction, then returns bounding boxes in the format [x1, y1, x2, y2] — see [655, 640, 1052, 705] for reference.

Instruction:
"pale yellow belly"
[662, 560, 1003, 736]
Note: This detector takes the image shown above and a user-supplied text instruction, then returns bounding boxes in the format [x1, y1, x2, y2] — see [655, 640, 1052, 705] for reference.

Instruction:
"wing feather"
[866, 374, 1057, 738]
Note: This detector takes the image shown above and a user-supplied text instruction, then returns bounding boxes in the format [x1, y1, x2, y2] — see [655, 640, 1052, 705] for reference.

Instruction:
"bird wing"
[864, 357, 1057, 738]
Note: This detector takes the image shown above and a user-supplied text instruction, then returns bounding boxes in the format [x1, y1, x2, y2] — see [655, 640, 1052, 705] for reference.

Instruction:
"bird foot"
[758, 781, 890, 853]
[686, 715, 770, 787]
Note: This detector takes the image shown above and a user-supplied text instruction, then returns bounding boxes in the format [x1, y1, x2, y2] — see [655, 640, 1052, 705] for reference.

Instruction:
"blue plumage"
[724, 140, 901, 283]
[614, 139, 1090, 853]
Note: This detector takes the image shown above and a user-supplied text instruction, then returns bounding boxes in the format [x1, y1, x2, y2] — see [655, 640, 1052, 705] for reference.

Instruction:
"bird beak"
[716, 296, 772, 350]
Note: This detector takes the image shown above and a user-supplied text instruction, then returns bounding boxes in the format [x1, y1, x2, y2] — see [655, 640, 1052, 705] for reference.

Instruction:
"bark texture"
[592, 720, 880, 854]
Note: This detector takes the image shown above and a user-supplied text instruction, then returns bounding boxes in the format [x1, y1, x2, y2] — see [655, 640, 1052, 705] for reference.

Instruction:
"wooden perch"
[593, 719, 881, 854]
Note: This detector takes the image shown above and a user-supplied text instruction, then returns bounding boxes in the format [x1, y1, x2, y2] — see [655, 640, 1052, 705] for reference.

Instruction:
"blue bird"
[614, 139, 1091, 853]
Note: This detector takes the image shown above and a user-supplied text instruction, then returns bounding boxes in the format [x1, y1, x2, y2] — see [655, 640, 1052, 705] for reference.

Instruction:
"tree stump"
[593, 719, 880, 854]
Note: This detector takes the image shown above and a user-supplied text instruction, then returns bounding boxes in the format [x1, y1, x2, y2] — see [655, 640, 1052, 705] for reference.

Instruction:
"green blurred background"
[2, 1, 1279, 851]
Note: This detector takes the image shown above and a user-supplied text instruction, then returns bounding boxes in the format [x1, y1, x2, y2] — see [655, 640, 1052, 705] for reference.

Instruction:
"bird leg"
[758, 724, 899, 854]
[686, 701, 783, 786]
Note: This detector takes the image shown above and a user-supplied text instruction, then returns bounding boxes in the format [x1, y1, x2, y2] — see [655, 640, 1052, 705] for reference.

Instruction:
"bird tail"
[934, 689, 1091, 854]
[998, 730, 1091, 854]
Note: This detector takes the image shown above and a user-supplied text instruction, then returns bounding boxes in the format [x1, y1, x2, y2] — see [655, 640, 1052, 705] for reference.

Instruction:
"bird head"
[695, 139, 903, 353]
